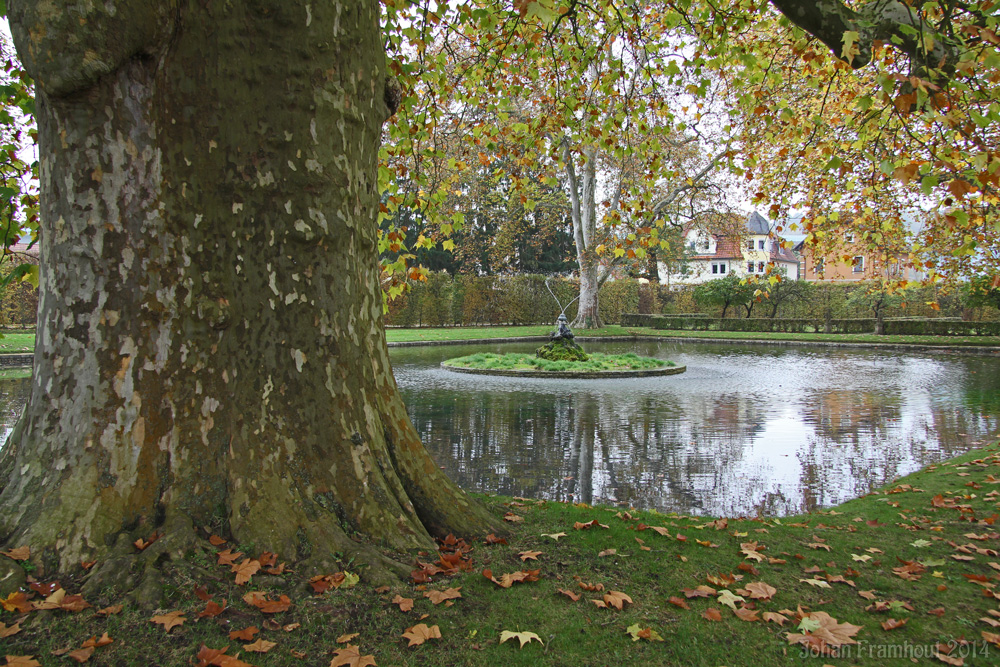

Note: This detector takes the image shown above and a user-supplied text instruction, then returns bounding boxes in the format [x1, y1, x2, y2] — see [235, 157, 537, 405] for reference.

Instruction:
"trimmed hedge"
[882, 319, 1000, 336]
[621, 314, 877, 334]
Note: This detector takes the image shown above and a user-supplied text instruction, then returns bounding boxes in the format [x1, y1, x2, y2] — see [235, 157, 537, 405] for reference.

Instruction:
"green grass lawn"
[387, 324, 1000, 348]
[0, 331, 35, 354]
[5, 443, 1000, 666]
[442, 351, 673, 372]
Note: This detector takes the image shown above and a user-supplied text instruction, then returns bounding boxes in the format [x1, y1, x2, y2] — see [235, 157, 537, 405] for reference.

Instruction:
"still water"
[391, 340, 1000, 517]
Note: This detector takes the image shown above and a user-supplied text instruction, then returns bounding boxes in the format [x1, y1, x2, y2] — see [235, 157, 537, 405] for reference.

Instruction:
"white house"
[658, 212, 800, 285]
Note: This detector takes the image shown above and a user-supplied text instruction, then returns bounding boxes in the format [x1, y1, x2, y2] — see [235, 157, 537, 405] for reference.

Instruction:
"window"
[758, 239, 766, 250]
[852, 256, 864, 273]
[747, 262, 755, 273]
[747, 239, 754, 251]
[758, 261, 765, 273]
[845, 233, 855, 243]
[712, 264, 719, 274]
[712, 262, 727, 274]
[813, 257, 825, 274]
[719, 263, 727, 274]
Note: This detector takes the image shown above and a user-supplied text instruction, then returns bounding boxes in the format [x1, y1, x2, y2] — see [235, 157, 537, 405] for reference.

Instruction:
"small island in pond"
[442, 313, 686, 378]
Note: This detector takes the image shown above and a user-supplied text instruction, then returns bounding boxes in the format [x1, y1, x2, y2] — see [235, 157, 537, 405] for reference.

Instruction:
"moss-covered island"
[441, 352, 686, 378]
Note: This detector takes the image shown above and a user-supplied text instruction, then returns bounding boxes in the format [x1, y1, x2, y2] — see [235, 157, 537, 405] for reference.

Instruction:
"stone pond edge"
[440, 362, 687, 379]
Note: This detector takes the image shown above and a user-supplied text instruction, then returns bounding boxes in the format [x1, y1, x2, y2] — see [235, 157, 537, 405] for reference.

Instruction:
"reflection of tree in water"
[399, 346, 1000, 517]
[0, 376, 31, 450]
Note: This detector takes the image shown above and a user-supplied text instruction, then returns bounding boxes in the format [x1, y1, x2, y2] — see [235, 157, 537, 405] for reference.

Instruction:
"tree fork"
[0, 0, 499, 585]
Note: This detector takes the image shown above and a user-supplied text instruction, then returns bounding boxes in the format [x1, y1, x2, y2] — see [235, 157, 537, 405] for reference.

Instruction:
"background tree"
[693, 274, 755, 319]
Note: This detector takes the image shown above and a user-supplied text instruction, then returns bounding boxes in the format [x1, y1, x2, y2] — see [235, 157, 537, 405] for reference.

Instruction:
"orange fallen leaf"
[243, 638, 276, 653]
[208, 535, 227, 546]
[598, 548, 617, 558]
[391, 595, 414, 612]
[216, 549, 244, 566]
[2, 591, 33, 613]
[668, 596, 689, 609]
[881, 618, 907, 631]
[518, 550, 542, 561]
[151, 610, 186, 632]
[198, 599, 227, 618]
[424, 587, 461, 604]
[557, 589, 580, 601]
[603, 591, 632, 610]
[402, 623, 441, 647]
[232, 559, 261, 586]
[283, 623, 300, 632]
[134, 531, 161, 551]
[66, 647, 94, 663]
[229, 626, 259, 641]
[97, 604, 123, 616]
[0, 621, 22, 638]
[337, 633, 359, 644]
[243, 591, 292, 613]
[3, 657, 41, 667]
[80, 634, 113, 648]
[702, 608, 723, 622]
[741, 581, 777, 600]
[762, 611, 789, 626]
[733, 607, 760, 622]
[1, 546, 29, 561]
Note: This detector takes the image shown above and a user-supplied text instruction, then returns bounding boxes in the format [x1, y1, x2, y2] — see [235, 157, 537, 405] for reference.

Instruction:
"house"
[657, 212, 800, 285]
[793, 231, 921, 283]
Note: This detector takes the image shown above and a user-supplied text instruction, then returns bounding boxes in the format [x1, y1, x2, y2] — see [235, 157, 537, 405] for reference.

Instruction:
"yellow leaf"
[499, 630, 544, 648]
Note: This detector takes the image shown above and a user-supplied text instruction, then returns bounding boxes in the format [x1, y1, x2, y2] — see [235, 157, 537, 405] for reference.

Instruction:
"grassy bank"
[5, 443, 1000, 666]
[387, 324, 1000, 348]
[0, 332, 35, 354]
[442, 352, 672, 372]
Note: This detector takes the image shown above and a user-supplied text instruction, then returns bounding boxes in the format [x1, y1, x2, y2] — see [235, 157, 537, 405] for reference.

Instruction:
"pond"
[0, 341, 995, 518]
[391, 340, 1000, 517]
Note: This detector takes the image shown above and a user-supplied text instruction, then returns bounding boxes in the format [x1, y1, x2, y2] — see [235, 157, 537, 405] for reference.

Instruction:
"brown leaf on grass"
[242, 592, 292, 613]
[928, 608, 946, 617]
[980, 617, 1000, 628]
[402, 623, 441, 647]
[557, 588, 580, 601]
[482, 569, 539, 588]
[337, 633, 359, 644]
[80, 634, 113, 649]
[648, 526, 671, 537]
[738, 562, 760, 575]
[28, 580, 60, 596]
[243, 639, 277, 653]
[740, 542, 766, 562]
[740, 582, 777, 601]
[4, 657, 41, 667]
[198, 599, 227, 618]
[598, 549, 617, 558]
[762, 611, 789, 626]
[1, 591, 32, 613]
[485, 533, 508, 545]
[208, 534, 227, 546]
[701, 608, 722, 622]
[574, 519, 609, 530]
[668, 596, 689, 609]
[603, 591, 633, 610]
[786, 611, 862, 655]
[194, 585, 212, 601]
[391, 595, 414, 612]
[518, 550, 542, 561]
[283, 623, 300, 632]
[151, 610, 186, 632]
[681, 585, 716, 598]
[194, 645, 255, 667]
[934, 651, 964, 666]
[806, 542, 832, 551]
[257, 552, 277, 568]
[0, 622, 22, 637]
[66, 647, 95, 664]
[881, 618, 908, 631]
[216, 549, 244, 566]
[590, 599, 608, 609]
[232, 559, 261, 586]
[706, 573, 737, 587]
[578, 581, 605, 592]
[983, 631, 1000, 647]
[424, 587, 462, 604]
[229, 627, 259, 641]
[499, 630, 543, 649]
[1, 546, 29, 561]
[503, 513, 523, 523]
[733, 607, 760, 622]
[858, 590, 877, 600]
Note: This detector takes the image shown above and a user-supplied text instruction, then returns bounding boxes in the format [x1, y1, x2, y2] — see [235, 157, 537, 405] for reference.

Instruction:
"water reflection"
[392, 341, 1000, 516]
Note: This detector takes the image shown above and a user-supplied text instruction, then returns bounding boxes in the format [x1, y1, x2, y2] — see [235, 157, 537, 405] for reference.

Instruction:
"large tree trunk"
[0, 0, 496, 586]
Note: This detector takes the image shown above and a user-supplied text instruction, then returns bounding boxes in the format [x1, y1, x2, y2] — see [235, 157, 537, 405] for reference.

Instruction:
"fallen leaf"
[540, 533, 566, 541]
[208, 535, 227, 546]
[503, 513, 523, 523]
[557, 589, 580, 601]
[402, 623, 442, 647]
[329, 644, 376, 667]
[499, 630, 543, 648]
[701, 608, 722, 622]
[80, 634, 112, 649]
[603, 591, 632, 610]
[1, 546, 29, 561]
[242, 592, 291, 614]
[425, 587, 461, 604]
[762, 611, 789, 626]
[598, 549, 617, 558]
[217, 549, 244, 566]
[668, 596, 689, 609]
[800, 578, 832, 589]
[626, 623, 664, 642]
[337, 633, 359, 644]
[881, 618, 907, 631]
[733, 606, 760, 622]
[66, 647, 94, 664]
[229, 627, 259, 641]
[243, 639, 276, 653]
[391, 595, 414, 612]
[787, 611, 862, 655]
[717, 590, 745, 610]
[742, 581, 777, 600]
[151, 610, 186, 632]
[198, 599, 227, 618]
[681, 585, 716, 598]
[232, 559, 261, 586]
[3, 658, 41, 667]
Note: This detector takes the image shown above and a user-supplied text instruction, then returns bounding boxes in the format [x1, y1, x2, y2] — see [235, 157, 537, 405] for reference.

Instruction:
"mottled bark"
[573, 261, 603, 329]
[0, 0, 496, 583]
